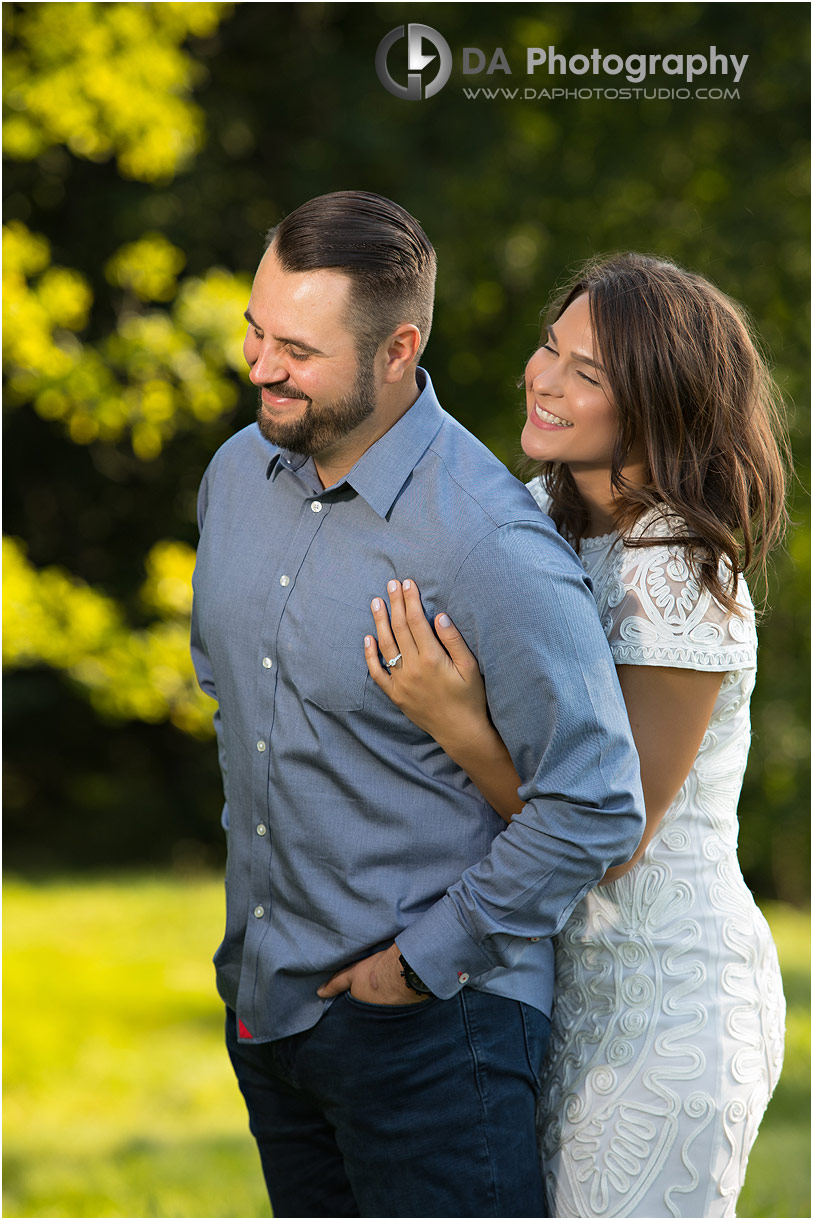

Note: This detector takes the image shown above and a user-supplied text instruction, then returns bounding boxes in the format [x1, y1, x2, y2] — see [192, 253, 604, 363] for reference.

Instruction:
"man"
[191, 190, 644, 1218]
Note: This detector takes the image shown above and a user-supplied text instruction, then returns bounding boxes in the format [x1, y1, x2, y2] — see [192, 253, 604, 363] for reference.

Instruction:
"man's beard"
[255, 359, 377, 457]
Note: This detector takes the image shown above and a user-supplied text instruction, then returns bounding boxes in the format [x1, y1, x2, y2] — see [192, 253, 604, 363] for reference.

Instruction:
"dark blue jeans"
[226, 990, 550, 1218]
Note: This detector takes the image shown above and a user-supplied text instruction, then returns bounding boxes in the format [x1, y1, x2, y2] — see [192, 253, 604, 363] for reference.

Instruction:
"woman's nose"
[532, 368, 562, 396]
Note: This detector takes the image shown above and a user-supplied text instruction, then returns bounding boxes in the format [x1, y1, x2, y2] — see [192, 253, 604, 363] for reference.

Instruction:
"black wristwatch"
[399, 954, 435, 997]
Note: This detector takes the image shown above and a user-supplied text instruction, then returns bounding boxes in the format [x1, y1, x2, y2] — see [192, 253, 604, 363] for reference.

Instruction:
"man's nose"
[248, 346, 289, 386]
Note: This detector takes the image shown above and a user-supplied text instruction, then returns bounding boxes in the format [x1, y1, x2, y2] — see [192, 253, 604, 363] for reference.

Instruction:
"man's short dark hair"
[266, 191, 436, 360]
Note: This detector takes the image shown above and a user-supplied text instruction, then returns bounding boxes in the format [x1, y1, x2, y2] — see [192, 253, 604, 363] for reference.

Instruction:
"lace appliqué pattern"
[526, 479, 785, 1218]
[599, 537, 756, 674]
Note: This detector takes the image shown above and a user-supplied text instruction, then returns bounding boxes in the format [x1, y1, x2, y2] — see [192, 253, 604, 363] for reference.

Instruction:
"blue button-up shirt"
[191, 369, 644, 1042]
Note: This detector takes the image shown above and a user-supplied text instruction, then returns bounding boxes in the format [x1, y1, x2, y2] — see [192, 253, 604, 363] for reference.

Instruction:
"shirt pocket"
[296, 594, 371, 712]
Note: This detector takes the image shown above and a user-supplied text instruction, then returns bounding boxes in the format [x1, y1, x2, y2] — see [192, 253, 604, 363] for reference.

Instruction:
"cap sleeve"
[605, 542, 757, 672]
[526, 476, 551, 516]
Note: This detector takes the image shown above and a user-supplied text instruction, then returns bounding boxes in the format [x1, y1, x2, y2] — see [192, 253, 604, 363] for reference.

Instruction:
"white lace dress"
[527, 480, 785, 1219]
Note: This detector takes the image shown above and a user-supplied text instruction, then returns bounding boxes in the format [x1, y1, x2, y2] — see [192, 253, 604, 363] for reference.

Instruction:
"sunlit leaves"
[3, 2, 232, 181]
[105, 233, 187, 303]
[140, 540, 196, 619]
[3, 536, 122, 669]
[3, 221, 93, 391]
[3, 221, 251, 458]
[2, 0, 245, 747]
[3, 537, 214, 737]
[1, 3, 807, 894]
[174, 270, 254, 374]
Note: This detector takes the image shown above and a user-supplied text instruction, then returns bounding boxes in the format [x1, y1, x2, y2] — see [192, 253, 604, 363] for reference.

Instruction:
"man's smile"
[261, 387, 310, 410]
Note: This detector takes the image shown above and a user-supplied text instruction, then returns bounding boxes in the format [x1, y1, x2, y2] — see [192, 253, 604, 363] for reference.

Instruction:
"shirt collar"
[343, 368, 444, 518]
[265, 368, 445, 519]
[266, 449, 309, 479]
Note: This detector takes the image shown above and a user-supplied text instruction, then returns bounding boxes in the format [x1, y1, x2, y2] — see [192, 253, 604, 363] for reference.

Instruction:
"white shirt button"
[311, 501, 323, 513]
[262, 657, 273, 669]
[458, 972, 470, 985]
[256, 824, 267, 836]
[253, 905, 265, 918]
[280, 575, 290, 587]
[256, 740, 266, 752]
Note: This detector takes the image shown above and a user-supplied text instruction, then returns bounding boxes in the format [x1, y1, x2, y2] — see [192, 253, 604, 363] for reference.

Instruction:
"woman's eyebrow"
[547, 324, 605, 372]
[572, 352, 604, 372]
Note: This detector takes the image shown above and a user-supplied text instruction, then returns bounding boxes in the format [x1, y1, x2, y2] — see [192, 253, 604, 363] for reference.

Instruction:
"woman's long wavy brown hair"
[528, 253, 790, 613]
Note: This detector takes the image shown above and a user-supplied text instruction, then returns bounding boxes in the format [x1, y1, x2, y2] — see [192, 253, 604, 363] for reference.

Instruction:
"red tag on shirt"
[238, 1019, 253, 1039]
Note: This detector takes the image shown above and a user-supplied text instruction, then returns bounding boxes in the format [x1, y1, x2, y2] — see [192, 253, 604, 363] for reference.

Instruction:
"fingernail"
[438, 614, 451, 627]
[403, 580, 412, 590]
[364, 636, 373, 648]
[388, 580, 398, 593]
[372, 598, 381, 611]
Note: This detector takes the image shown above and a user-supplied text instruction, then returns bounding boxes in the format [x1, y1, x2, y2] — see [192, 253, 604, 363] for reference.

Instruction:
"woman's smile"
[531, 405, 574, 430]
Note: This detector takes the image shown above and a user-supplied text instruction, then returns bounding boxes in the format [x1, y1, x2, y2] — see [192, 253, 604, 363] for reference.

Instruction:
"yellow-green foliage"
[3, 220, 251, 458]
[2, 879, 808, 1218]
[2, 0, 807, 902]
[141, 541, 197, 619]
[3, 2, 232, 181]
[1, 4, 250, 744]
[3, 220, 93, 388]
[2, 537, 214, 737]
[105, 233, 188, 303]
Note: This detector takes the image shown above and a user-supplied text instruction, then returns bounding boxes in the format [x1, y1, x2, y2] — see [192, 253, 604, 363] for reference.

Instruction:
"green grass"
[3, 874, 269, 1219]
[3, 877, 809, 1218]
[737, 902, 811, 1220]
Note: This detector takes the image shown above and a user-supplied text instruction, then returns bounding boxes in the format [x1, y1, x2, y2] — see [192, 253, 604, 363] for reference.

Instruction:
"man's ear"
[381, 324, 421, 383]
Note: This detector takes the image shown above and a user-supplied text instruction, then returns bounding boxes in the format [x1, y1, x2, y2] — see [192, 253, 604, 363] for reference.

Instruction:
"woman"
[362, 254, 788, 1217]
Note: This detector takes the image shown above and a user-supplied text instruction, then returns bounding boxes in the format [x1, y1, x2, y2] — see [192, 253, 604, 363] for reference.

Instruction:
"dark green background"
[4, 3, 809, 901]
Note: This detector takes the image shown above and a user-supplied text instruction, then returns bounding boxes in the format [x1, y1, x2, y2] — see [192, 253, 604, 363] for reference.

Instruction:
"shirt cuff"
[395, 895, 499, 1000]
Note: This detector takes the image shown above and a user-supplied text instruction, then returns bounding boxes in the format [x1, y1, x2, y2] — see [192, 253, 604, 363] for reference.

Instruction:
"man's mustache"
[260, 381, 311, 402]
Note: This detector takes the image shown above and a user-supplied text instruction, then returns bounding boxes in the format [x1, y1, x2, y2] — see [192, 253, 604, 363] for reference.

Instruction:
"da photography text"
[375, 25, 749, 102]
[464, 45, 748, 85]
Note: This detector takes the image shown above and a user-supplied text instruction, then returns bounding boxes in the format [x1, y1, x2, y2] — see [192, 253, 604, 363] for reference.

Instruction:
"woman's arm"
[366, 581, 726, 871]
[365, 580, 524, 821]
[599, 664, 723, 882]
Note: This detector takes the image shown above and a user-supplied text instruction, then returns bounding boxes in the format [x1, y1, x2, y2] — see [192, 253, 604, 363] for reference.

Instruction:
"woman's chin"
[520, 420, 554, 463]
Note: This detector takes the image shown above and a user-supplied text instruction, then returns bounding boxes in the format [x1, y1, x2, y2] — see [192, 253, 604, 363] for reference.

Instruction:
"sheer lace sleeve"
[605, 539, 757, 672]
[526, 476, 551, 517]
[525, 486, 757, 672]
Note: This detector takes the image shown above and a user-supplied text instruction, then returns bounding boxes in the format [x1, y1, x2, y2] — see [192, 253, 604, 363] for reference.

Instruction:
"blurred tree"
[3, 2, 228, 179]
[3, 2, 809, 899]
[3, 2, 247, 754]
[3, 535, 211, 735]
